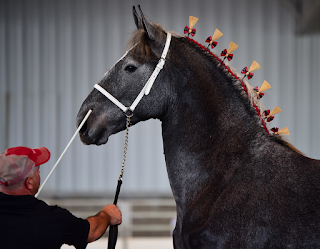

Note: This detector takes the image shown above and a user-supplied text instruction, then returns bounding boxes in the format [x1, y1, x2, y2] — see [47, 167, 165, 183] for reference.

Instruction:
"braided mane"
[184, 37, 270, 134]
[183, 36, 303, 154]
[128, 23, 302, 154]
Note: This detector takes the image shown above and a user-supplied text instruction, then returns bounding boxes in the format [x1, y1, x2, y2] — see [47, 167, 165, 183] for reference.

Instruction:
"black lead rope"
[107, 179, 122, 248]
[107, 114, 132, 249]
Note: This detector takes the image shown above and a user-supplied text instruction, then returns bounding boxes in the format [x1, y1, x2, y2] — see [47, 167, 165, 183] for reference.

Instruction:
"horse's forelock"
[127, 23, 166, 62]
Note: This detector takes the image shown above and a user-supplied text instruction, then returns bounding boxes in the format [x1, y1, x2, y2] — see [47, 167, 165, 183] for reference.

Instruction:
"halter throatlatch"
[94, 32, 172, 114]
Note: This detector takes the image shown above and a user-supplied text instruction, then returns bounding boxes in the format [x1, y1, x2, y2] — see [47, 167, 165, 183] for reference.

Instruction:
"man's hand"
[101, 204, 122, 225]
[86, 204, 122, 243]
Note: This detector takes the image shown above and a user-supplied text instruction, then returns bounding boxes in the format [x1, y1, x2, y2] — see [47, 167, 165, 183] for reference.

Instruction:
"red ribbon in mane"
[205, 36, 218, 49]
[184, 26, 196, 36]
[264, 110, 274, 122]
[241, 67, 254, 80]
[221, 49, 233, 61]
[271, 127, 279, 133]
[254, 86, 264, 99]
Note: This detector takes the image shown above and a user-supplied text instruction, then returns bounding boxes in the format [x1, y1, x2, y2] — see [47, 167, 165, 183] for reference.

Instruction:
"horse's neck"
[161, 41, 265, 206]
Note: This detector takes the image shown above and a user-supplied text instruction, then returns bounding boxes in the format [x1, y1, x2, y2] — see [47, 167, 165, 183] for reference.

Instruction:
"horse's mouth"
[79, 129, 109, 145]
[78, 120, 109, 145]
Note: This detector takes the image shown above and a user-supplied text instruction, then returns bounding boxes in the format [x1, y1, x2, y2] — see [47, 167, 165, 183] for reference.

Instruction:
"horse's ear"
[132, 6, 142, 30]
[138, 5, 157, 41]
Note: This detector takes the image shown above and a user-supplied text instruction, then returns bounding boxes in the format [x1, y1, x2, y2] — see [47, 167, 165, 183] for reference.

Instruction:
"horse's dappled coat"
[76, 6, 320, 249]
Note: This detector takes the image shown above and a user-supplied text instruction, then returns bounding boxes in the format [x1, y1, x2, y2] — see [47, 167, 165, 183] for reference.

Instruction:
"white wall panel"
[1, 0, 320, 198]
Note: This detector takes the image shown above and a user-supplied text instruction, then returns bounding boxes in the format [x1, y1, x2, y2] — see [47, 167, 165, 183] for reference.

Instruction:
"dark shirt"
[0, 192, 90, 249]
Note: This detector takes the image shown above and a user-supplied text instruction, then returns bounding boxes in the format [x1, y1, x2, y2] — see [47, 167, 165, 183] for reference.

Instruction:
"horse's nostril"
[79, 120, 88, 135]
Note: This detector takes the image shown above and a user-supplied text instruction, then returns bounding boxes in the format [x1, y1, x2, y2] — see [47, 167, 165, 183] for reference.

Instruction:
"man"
[0, 146, 122, 249]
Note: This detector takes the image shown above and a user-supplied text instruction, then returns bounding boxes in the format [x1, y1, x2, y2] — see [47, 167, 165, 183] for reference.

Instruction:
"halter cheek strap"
[94, 32, 172, 113]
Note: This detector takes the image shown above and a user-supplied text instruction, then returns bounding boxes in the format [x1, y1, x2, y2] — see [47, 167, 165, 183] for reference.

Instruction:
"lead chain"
[119, 114, 132, 180]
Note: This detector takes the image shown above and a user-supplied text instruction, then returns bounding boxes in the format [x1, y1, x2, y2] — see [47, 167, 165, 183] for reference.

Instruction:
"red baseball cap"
[0, 146, 50, 186]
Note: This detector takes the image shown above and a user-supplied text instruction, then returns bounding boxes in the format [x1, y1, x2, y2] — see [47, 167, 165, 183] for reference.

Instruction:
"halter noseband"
[94, 32, 172, 113]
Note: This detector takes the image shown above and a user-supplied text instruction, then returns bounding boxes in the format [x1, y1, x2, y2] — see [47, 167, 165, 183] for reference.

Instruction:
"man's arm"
[86, 204, 122, 243]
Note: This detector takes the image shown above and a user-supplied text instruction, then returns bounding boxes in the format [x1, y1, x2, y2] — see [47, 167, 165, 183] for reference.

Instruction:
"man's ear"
[25, 177, 34, 190]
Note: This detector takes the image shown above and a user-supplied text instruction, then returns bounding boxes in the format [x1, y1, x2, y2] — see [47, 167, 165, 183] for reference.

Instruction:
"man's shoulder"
[35, 200, 76, 220]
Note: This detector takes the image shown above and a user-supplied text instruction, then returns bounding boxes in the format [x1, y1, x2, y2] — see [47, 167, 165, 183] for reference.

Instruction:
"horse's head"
[76, 6, 175, 145]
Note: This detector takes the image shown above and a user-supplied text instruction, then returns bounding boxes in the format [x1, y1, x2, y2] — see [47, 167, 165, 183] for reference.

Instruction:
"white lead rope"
[36, 33, 171, 198]
[94, 32, 172, 113]
[35, 109, 92, 198]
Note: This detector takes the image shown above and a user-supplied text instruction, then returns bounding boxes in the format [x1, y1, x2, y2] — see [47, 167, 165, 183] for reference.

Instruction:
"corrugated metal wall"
[1, 0, 320, 197]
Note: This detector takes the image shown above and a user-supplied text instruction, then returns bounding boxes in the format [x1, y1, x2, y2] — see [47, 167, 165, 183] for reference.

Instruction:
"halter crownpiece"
[94, 32, 172, 113]
[183, 16, 290, 136]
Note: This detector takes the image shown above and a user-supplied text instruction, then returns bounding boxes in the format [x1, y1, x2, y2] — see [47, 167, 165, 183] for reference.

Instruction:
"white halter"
[94, 32, 172, 113]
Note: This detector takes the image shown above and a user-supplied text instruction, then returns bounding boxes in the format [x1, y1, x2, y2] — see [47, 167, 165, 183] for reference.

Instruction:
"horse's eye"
[124, 65, 137, 73]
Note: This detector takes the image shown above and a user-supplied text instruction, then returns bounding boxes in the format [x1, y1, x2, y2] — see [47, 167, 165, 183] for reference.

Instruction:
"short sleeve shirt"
[0, 192, 90, 249]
